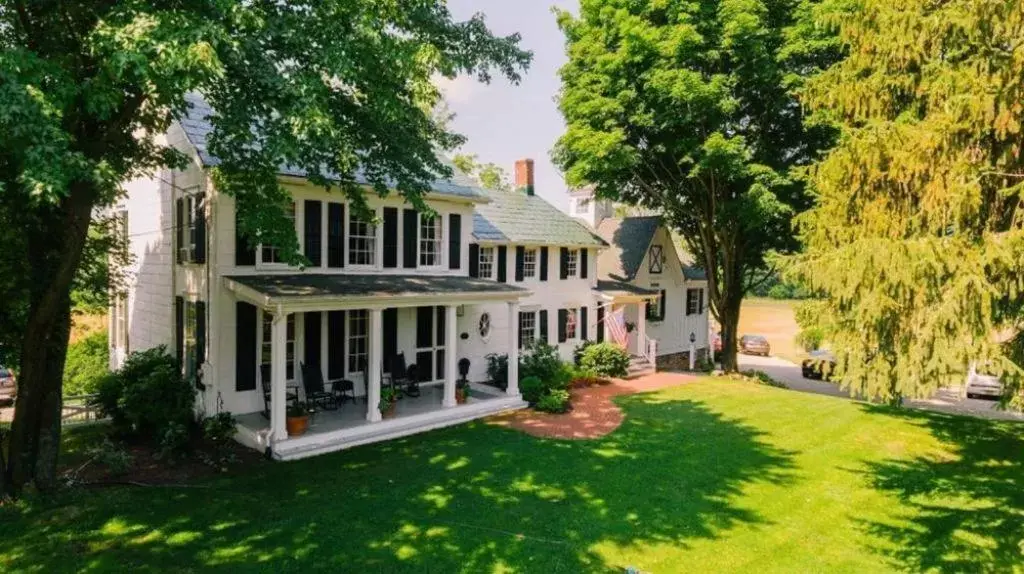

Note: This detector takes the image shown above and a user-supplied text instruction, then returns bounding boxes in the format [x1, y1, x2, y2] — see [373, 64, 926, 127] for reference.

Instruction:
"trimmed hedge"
[578, 342, 630, 378]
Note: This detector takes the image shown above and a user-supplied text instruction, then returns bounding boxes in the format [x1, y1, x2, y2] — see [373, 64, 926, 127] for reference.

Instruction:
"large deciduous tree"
[553, 0, 837, 371]
[0, 1, 529, 497]
[791, 0, 1024, 406]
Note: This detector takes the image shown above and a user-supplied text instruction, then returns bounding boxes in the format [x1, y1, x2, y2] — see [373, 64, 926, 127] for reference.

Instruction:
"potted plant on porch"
[286, 401, 312, 436]
[455, 380, 471, 405]
[379, 387, 398, 419]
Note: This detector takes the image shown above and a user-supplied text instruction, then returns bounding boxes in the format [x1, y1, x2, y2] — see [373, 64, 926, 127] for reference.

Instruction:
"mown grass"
[2, 379, 1021, 573]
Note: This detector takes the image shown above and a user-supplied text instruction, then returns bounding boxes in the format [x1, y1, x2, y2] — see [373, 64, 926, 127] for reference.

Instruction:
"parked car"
[0, 366, 15, 407]
[739, 335, 771, 356]
[801, 350, 837, 380]
[0, 366, 14, 389]
[965, 363, 1004, 400]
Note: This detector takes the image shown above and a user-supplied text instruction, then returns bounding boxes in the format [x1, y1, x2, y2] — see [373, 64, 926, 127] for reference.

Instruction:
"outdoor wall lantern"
[689, 332, 697, 344]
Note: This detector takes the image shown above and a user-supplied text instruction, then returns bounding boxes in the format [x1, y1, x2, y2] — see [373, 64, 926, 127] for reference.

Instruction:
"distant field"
[716, 298, 806, 364]
[70, 312, 107, 344]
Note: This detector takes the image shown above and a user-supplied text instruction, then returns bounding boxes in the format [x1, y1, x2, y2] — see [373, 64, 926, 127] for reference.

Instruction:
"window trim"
[686, 288, 703, 316]
[522, 248, 539, 280]
[347, 309, 369, 374]
[565, 307, 578, 340]
[478, 246, 496, 280]
[178, 190, 202, 264]
[347, 209, 379, 268]
[259, 202, 296, 266]
[519, 311, 537, 348]
[261, 311, 296, 382]
[565, 249, 579, 278]
[418, 213, 444, 268]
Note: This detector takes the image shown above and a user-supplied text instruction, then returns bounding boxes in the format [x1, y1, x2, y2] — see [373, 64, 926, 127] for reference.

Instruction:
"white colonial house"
[110, 96, 709, 460]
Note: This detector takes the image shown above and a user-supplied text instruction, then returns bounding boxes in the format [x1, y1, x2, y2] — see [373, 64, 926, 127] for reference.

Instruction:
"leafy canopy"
[791, 0, 1024, 405]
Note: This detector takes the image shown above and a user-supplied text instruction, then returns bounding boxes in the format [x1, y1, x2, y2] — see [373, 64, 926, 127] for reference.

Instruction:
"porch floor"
[236, 383, 515, 455]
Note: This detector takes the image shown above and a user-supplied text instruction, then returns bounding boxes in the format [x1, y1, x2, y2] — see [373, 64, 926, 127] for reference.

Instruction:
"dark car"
[801, 350, 836, 380]
[739, 335, 771, 356]
[0, 366, 15, 407]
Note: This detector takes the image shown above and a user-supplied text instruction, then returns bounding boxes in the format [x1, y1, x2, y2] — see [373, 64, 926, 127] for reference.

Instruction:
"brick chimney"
[514, 158, 535, 196]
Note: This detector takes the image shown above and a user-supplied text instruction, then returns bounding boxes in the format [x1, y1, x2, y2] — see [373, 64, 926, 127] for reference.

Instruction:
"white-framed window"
[575, 197, 591, 214]
[348, 212, 377, 266]
[261, 312, 295, 380]
[478, 246, 495, 279]
[565, 308, 578, 340]
[112, 293, 129, 351]
[519, 311, 537, 348]
[262, 202, 296, 264]
[686, 288, 703, 316]
[419, 215, 443, 267]
[184, 301, 198, 381]
[522, 248, 538, 279]
[348, 310, 368, 373]
[566, 249, 579, 278]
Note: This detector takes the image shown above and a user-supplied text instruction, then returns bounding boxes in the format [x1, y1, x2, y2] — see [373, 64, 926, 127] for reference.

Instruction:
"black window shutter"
[580, 248, 588, 279]
[597, 305, 605, 342]
[174, 296, 184, 364]
[304, 311, 321, 368]
[497, 246, 508, 282]
[235, 301, 257, 391]
[558, 309, 568, 343]
[194, 194, 207, 264]
[327, 202, 344, 268]
[698, 288, 705, 313]
[517, 312, 525, 349]
[382, 308, 398, 373]
[514, 246, 525, 282]
[560, 247, 569, 280]
[176, 198, 185, 264]
[403, 209, 418, 268]
[196, 301, 207, 365]
[539, 310, 549, 343]
[327, 311, 346, 379]
[416, 306, 433, 348]
[539, 247, 549, 281]
[435, 306, 445, 346]
[686, 289, 695, 316]
[303, 200, 322, 267]
[383, 207, 399, 268]
[660, 289, 667, 320]
[235, 207, 256, 266]
[468, 244, 480, 278]
[436, 349, 446, 381]
[580, 306, 589, 341]
[448, 213, 462, 270]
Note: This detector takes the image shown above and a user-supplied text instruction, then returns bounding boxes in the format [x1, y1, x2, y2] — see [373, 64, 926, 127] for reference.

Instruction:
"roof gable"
[596, 216, 706, 281]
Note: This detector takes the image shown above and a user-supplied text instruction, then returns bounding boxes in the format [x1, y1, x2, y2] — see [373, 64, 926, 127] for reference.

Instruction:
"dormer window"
[648, 244, 665, 274]
[575, 197, 591, 214]
[478, 246, 495, 279]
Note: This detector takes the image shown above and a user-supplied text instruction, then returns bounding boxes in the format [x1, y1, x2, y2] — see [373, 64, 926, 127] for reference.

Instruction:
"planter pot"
[381, 402, 397, 419]
[286, 415, 309, 436]
[456, 390, 469, 405]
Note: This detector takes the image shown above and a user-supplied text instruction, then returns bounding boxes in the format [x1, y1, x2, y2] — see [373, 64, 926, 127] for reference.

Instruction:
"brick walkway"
[489, 372, 698, 439]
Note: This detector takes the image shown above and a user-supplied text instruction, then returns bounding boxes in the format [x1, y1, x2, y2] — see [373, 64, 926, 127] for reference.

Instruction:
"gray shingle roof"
[596, 216, 707, 281]
[595, 280, 659, 298]
[178, 93, 486, 201]
[471, 188, 607, 248]
[226, 274, 527, 301]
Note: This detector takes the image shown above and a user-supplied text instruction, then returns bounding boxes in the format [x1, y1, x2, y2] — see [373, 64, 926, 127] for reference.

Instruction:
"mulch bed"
[489, 372, 698, 440]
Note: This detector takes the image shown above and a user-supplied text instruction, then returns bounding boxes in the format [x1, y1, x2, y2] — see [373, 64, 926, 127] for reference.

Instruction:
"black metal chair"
[300, 362, 339, 411]
[261, 364, 299, 419]
[404, 363, 421, 398]
[332, 379, 357, 405]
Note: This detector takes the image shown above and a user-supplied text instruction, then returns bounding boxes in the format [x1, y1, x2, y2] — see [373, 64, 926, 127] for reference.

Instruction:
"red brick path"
[489, 372, 698, 439]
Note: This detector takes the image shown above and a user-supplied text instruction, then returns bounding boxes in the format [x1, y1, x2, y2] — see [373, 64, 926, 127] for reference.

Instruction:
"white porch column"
[270, 310, 288, 442]
[636, 302, 647, 357]
[506, 301, 520, 396]
[443, 305, 458, 408]
[366, 308, 383, 422]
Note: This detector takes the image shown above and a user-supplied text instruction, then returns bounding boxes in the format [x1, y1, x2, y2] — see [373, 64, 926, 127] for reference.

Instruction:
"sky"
[440, 0, 578, 210]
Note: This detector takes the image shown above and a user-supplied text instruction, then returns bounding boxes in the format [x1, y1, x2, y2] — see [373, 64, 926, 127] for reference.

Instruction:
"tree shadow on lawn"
[854, 405, 1024, 572]
[1, 392, 797, 573]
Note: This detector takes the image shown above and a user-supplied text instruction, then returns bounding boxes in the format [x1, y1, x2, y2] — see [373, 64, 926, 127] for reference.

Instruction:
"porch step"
[625, 355, 656, 379]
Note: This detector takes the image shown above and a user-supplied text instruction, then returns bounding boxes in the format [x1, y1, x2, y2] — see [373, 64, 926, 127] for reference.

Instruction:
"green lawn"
[3, 380, 1023, 573]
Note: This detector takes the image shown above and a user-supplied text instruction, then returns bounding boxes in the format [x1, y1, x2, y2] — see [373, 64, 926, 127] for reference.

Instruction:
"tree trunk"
[3, 184, 94, 497]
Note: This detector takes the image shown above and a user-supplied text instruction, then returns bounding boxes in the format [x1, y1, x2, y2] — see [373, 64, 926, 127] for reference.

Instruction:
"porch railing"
[641, 333, 658, 365]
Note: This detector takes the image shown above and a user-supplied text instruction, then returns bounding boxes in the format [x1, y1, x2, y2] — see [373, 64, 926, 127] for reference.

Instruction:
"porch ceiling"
[595, 279, 660, 302]
[226, 273, 529, 311]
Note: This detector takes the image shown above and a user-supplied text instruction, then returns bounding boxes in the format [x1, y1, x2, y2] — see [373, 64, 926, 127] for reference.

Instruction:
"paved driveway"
[737, 353, 1024, 422]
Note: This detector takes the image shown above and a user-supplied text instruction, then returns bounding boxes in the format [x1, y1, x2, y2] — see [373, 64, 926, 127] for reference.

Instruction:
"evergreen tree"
[554, 0, 837, 371]
[792, 0, 1024, 406]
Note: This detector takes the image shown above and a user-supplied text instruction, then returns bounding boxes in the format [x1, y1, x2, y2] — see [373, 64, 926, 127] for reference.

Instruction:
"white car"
[965, 363, 1004, 399]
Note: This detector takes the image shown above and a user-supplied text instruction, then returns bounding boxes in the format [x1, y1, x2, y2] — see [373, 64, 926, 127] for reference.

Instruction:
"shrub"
[741, 369, 788, 389]
[535, 389, 571, 413]
[88, 439, 133, 475]
[578, 342, 630, 378]
[519, 376, 546, 404]
[485, 353, 509, 390]
[795, 326, 825, 352]
[520, 341, 568, 388]
[695, 357, 716, 374]
[572, 340, 597, 366]
[64, 330, 109, 396]
[202, 412, 237, 444]
[91, 346, 195, 452]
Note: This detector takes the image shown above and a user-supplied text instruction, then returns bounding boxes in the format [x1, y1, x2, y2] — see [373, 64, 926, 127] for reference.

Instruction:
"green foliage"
[790, 0, 1024, 403]
[87, 439, 133, 475]
[202, 413, 237, 445]
[535, 389, 571, 414]
[452, 153, 512, 191]
[63, 330, 109, 396]
[485, 353, 509, 389]
[286, 402, 311, 418]
[572, 340, 596, 366]
[520, 342, 569, 389]
[578, 342, 630, 378]
[91, 346, 195, 452]
[795, 326, 825, 352]
[695, 357, 716, 374]
[519, 376, 545, 405]
[379, 387, 398, 413]
[554, 0, 840, 371]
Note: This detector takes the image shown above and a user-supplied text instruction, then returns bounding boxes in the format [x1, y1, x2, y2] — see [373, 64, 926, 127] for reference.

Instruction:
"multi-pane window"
[261, 312, 295, 380]
[647, 289, 667, 321]
[348, 212, 377, 266]
[112, 293, 129, 351]
[686, 288, 703, 315]
[575, 197, 591, 214]
[565, 308, 578, 339]
[348, 310, 368, 373]
[178, 194, 203, 263]
[262, 202, 295, 264]
[566, 249, 579, 278]
[519, 311, 537, 348]
[478, 246, 495, 279]
[419, 215, 443, 266]
[184, 302, 198, 381]
[522, 248, 538, 279]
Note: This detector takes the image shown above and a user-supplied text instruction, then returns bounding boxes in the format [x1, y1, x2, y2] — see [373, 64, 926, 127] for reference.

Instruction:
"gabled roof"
[471, 188, 607, 248]
[178, 93, 487, 202]
[596, 216, 706, 281]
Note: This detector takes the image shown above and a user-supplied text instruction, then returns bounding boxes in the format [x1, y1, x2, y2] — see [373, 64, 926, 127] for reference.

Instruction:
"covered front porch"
[226, 273, 529, 459]
[595, 279, 661, 363]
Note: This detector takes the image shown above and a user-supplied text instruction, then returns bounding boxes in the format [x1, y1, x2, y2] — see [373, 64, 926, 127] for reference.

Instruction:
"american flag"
[606, 306, 628, 348]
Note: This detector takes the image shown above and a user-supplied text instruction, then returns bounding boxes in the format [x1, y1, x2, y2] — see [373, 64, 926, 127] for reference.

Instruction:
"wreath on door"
[478, 312, 491, 341]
